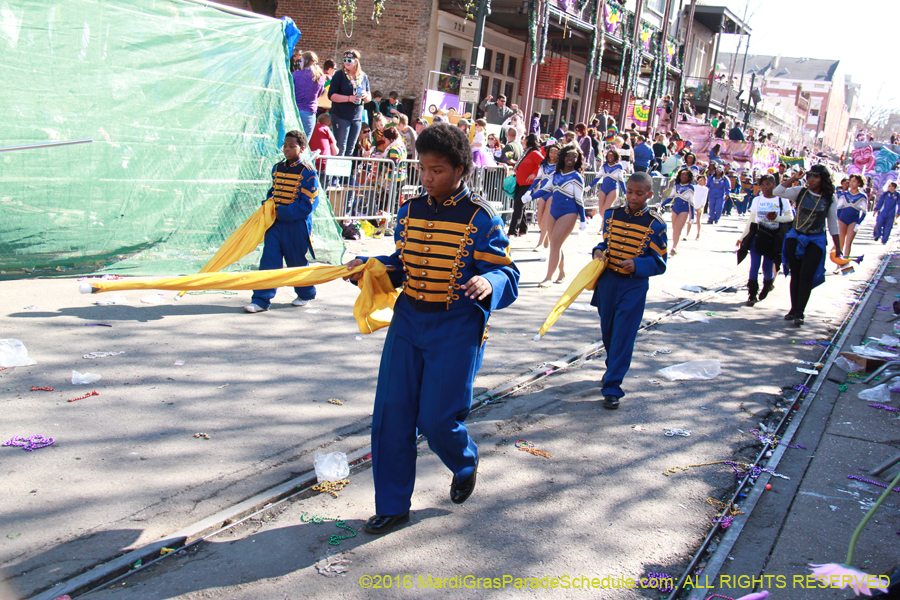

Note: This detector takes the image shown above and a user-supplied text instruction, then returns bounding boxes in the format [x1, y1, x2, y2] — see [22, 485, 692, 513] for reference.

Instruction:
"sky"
[706, 0, 899, 118]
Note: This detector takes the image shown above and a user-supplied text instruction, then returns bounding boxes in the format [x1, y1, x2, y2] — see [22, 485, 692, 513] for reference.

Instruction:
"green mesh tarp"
[0, 0, 344, 278]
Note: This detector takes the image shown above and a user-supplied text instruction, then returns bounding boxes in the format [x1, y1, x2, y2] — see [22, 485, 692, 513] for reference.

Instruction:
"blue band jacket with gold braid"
[266, 159, 319, 225]
[595, 205, 667, 278]
[374, 183, 519, 313]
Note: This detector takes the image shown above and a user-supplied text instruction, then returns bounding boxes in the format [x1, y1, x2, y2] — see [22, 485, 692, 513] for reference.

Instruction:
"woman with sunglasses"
[774, 165, 841, 327]
[327, 49, 372, 156]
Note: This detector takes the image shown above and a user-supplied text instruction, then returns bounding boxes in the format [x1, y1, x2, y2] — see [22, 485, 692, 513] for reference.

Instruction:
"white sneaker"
[291, 297, 310, 307]
[244, 303, 267, 313]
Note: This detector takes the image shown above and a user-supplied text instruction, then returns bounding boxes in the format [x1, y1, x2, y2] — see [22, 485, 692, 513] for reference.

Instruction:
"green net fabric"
[0, 0, 344, 279]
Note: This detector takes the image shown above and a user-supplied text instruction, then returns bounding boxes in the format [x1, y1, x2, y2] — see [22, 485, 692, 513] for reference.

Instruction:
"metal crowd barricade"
[583, 170, 600, 213]
[473, 165, 512, 215]
[315, 155, 401, 222]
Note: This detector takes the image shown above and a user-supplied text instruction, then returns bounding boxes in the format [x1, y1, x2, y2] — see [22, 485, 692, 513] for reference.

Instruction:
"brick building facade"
[217, 0, 436, 114]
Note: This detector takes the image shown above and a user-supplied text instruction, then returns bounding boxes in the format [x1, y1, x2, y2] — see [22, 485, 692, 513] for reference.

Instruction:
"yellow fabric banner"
[174, 200, 277, 297]
[198, 200, 277, 275]
[85, 259, 399, 334]
[536, 258, 606, 339]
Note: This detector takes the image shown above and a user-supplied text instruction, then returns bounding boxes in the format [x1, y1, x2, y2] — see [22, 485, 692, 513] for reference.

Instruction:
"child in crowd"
[591, 172, 667, 409]
[343, 123, 519, 535]
[245, 130, 319, 313]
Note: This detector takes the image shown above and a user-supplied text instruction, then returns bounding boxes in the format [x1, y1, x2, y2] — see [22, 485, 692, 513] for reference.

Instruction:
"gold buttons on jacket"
[420, 271, 427, 276]
[419, 283, 426, 288]
[418, 294, 424, 299]
[421, 260, 428, 265]
[426, 234, 433, 239]
[424, 247, 430, 252]
[427, 222, 434, 228]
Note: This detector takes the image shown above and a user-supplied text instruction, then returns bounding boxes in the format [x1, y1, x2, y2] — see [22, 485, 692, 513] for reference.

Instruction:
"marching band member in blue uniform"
[344, 124, 519, 535]
[837, 173, 867, 258]
[874, 182, 899, 244]
[591, 172, 667, 409]
[245, 130, 320, 313]
[683, 152, 701, 177]
[706, 164, 731, 224]
[530, 145, 587, 287]
[524, 143, 559, 251]
[658, 168, 694, 255]
[589, 148, 625, 220]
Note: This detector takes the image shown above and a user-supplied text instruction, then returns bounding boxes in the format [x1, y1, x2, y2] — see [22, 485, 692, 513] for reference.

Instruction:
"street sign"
[459, 75, 481, 103]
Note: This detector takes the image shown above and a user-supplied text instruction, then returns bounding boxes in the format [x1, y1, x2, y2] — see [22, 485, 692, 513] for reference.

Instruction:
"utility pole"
[743, 71, 755, 129]
[671, 0, 698, 127]
[617, 0, 645, 130]
[647, 0, 675, 133]
[467, 0, 491, 119]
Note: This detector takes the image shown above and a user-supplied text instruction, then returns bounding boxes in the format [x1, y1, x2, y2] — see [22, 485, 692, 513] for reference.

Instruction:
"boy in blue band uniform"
[874, 182, 899, 244]
[591, 172, 667, 409]
[245, 130, 320, 313]
[344, 124, 519, 534]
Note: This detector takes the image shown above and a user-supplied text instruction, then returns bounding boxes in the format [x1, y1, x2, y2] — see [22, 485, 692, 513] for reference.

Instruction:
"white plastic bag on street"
[314, 451, 349, 482]
[0, 339, 36, 367]
[834, 356, 864, 373]
[679, 311, 710, 323]
[851, 345, 898, 359]
[658, 360, 722, 381]
[858, 384, 892, 403]
[71, 370, 101, 385]
[140, 294, 166, 305]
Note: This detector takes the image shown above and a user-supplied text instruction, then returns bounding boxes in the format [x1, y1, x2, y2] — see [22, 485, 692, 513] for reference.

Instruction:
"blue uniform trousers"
[251, 220, 315, 308]
[708, 196, 725, 223]
[371, 295, 482, 516]
[874, 212, 895, 244]
[594, 272, 649, 399]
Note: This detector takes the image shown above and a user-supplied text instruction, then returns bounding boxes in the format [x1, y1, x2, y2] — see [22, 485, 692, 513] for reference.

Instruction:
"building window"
[507, 56, 517, 78]
[504, 81, 515, 100]
[646, 0, 665, 14]
[495, 52, 505, 74]
[570, 100, 579, 124]
[439, 44, 467, 94]
[810, 109, 819, 117]
[491, 78, 501, 98]
[483, 48, 493, 72]
[573, 77, 582, 95]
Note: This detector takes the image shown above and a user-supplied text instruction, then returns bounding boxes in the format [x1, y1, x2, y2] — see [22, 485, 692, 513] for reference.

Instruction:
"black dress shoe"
[450, 460, 478, 504]
[603, 395, 620, 410]
[363, 512, 410, 534]
[793, 316, 804, 327]
[783, 312, 797, 321]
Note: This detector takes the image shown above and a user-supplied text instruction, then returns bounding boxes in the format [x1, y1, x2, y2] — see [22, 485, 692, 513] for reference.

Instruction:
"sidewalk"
[708, 250, 900, 600]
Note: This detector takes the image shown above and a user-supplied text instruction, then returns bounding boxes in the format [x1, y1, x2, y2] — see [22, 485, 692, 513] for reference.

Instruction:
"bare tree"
[858, 84, 897, 140]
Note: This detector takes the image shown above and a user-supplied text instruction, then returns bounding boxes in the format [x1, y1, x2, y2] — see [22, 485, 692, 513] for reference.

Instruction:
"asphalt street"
[0, 209, 890, 599]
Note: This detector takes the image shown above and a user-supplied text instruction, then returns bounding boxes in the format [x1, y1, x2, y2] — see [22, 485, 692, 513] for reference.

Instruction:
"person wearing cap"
[874, 182, 900, 244]
[706, 165, 731, 224]
[456, 118, 471, 139]
[478, 94, 515, 126]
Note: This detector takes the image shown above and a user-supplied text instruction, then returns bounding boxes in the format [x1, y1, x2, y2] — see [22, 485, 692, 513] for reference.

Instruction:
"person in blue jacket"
[344, 123, 519, 535]
[632, 134, 654, 172]
[244, 130, 319, 313]
[706, 164, 732, 224]
[874, 181, 900, 244]
[591, 171, 667, 409]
